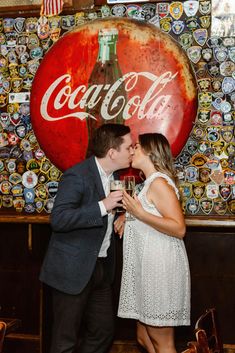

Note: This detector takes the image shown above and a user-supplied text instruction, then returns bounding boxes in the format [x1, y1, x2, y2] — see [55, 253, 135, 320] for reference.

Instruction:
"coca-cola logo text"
[41, 71, 178, 122]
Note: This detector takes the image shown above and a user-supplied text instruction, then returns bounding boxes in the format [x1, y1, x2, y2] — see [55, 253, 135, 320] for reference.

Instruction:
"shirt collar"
[95, 157, 113, 180]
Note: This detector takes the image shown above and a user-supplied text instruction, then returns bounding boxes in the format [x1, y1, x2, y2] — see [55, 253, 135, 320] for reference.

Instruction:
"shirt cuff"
[98, 201, 108, 216]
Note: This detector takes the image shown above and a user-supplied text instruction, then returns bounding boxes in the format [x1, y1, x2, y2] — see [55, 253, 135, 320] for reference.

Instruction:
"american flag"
[40, 0, 64, 16]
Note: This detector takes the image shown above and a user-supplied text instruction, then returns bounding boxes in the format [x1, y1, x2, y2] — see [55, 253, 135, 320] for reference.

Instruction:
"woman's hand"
[114, 213, 126, 238]
[122, 190, 143, 219]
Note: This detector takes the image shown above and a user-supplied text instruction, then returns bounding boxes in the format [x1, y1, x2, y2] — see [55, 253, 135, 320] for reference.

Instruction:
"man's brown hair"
[90, 123, 130, 158]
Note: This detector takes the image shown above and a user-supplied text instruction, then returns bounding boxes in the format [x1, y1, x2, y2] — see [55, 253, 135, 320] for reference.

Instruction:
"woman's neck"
[142, 166, 158, 179]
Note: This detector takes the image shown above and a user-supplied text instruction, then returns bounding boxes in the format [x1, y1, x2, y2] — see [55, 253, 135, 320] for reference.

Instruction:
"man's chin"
[122, 163, 131, 169]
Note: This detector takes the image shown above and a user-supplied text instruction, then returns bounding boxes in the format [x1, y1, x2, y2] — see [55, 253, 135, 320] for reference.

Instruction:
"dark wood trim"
[185, 216, 235, 228]
[5, 333, 40, 341]
[94, 0, 170, 6]
[0, 214, 234, 227]
[0, 215, 50, 224]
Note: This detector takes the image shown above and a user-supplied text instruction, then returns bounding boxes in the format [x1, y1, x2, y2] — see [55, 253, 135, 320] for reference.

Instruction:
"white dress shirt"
[95, 158, 115, 257]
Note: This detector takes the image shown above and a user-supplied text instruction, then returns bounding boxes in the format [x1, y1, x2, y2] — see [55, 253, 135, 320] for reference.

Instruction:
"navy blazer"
[40, 156, 116, 295]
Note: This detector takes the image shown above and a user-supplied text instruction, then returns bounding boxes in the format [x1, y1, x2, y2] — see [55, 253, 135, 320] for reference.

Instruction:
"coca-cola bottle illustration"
[86, 28, 126, 149]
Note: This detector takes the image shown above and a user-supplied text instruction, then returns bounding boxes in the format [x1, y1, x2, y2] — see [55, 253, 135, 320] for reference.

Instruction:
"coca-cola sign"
[31, 18, 198, 171]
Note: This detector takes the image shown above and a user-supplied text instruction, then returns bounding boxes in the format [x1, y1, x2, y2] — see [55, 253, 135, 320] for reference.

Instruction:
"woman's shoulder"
[146, 172, 172, 184]
[147, 172, 179, 198]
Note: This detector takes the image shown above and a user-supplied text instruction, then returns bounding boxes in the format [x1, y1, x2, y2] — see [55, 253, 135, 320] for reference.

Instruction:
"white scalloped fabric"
[118, 172, 190, 326]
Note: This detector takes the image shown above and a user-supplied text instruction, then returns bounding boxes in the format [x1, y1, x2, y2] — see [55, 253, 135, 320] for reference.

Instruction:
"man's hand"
[122, 190, 143, 219]
[114, 214, 126, 238]
[102, 191, 123, 213]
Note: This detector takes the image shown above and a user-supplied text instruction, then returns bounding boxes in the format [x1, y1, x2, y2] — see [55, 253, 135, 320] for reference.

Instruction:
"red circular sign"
[31, 18, 198, 171]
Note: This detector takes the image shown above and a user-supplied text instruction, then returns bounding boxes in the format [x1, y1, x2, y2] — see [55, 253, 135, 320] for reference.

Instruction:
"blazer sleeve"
[50, 170, 104, 232]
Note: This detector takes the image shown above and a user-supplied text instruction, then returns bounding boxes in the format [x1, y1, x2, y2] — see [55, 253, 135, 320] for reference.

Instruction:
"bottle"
[86, 28, 126, 150]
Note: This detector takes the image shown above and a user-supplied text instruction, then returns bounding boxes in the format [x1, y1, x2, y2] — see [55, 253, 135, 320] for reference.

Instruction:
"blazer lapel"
[88, 156, 105, 199]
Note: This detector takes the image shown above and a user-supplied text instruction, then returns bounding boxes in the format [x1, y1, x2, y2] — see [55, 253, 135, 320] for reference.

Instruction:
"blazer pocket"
[52, 240, 80, 257]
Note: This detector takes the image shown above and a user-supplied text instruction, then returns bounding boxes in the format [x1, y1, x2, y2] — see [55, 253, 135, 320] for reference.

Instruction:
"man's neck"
[96, 157, 114, 176]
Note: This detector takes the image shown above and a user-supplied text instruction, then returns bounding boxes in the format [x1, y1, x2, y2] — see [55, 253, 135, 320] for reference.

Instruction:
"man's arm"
[50, 171, 104, 232]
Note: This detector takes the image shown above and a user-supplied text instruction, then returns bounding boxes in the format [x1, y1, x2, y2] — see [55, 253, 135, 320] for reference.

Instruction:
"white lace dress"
[118, 172, 190, 327]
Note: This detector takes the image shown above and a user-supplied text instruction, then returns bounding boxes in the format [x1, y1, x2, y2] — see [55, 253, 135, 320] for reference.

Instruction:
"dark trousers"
[49, 259, 115, 353]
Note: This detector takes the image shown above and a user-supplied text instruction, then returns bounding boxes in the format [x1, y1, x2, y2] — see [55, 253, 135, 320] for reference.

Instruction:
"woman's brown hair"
[139, 133, 177, 184]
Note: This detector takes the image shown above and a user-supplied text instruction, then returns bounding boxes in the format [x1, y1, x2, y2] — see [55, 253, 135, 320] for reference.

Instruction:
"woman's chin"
[131, 161, 137, 169]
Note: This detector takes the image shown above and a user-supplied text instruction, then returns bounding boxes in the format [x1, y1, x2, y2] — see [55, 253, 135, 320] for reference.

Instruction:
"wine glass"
[124, 176, 136, 220]
[110, 180, 125, 213]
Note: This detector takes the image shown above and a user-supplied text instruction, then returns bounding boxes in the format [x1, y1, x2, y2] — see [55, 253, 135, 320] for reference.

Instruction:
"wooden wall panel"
[185, 229, 235, 344]
[0, 223, 235, 353]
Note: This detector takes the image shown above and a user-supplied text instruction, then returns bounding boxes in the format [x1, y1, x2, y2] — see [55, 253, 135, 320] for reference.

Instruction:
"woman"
[115, 133, 190, 353]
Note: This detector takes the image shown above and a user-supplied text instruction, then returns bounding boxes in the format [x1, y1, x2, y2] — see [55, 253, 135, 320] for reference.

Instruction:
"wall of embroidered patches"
[0, 1, 235, 352]
[0, 0, 234, 218]
[175, 0, 235, 217]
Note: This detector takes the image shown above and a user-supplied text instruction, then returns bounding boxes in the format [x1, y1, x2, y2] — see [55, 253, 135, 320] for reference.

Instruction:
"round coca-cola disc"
[30, 18, 198, 171]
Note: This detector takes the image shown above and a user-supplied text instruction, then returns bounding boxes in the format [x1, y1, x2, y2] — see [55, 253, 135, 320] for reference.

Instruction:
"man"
[40, 123, 133, 353]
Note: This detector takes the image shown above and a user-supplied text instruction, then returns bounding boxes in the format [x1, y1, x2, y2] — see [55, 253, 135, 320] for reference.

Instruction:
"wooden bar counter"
[0, 214, 234, 226]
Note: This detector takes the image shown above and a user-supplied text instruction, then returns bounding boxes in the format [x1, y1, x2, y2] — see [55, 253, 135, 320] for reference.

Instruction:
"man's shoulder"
[64, 156, 95, 175]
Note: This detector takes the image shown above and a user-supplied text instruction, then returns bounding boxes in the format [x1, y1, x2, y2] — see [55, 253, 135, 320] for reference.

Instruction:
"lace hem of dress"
[118, 312, 190, 327]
